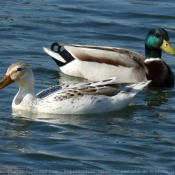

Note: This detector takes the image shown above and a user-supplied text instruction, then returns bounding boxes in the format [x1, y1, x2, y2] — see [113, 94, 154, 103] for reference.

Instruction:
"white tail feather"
[43, 47, 67, 63]
[128, 80, 151, 91]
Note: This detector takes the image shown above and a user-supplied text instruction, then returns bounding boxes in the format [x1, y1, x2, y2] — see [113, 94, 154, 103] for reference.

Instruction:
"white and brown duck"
[43, 28, 175, 87]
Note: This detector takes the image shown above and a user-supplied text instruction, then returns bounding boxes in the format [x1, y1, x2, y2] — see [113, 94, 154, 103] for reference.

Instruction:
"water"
[0, 0, 175, 174]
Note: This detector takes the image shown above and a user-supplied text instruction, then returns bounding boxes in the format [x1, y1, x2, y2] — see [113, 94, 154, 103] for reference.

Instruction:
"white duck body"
[0, 62, 150, 114]
[43, 44, 147, 83]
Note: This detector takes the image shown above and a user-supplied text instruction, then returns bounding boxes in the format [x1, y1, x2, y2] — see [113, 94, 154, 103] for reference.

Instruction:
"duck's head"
[145, 28, 175, 58]
[0, 62, 34, 89]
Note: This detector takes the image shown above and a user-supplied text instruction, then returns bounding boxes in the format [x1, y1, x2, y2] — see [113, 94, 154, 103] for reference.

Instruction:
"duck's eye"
[17, 68, 22, 71]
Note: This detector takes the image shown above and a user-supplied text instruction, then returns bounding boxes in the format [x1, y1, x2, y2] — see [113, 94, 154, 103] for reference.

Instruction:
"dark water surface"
[1, 0, 175, 174]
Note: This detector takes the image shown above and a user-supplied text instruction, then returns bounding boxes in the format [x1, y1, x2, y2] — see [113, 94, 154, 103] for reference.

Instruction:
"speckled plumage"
[0, 62, 150, 114]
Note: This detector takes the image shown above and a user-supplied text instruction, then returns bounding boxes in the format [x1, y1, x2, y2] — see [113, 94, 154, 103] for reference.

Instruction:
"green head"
[145, 28, 175, 58]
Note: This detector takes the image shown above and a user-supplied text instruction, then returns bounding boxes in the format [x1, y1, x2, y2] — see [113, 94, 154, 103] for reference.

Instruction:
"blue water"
[1, 0, 175, 174]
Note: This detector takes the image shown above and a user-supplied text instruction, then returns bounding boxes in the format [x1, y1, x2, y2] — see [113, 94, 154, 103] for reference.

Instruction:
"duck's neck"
[18, 83, 35, 98]
[13, 81, 36, 108]
[145, 45, 162, 59]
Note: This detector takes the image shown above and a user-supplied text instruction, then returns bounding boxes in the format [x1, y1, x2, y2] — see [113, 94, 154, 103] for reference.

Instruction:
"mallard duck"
[0, 62, 150, 114]
[43, 28, 175, 87]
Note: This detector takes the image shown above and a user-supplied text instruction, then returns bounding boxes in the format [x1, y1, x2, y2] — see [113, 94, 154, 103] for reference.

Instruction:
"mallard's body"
[0, 62, 150, 114]
[43, 28, 175, 87]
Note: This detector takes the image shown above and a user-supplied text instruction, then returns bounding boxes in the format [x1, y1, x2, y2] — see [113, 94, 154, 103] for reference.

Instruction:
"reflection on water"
[145, 86, 172, 106]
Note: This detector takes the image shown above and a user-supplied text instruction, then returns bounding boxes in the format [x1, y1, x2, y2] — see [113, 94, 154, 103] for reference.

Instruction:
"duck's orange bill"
[0, 75, 14, 89]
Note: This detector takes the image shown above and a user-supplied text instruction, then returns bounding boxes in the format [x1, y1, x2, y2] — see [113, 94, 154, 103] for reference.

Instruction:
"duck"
[43, 28, 175, 87]
[0, 62, 150, 114]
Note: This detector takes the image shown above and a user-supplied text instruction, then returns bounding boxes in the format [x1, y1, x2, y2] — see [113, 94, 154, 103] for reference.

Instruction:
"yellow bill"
[161, 40, 175, 54]
[0, 75, 14, 89]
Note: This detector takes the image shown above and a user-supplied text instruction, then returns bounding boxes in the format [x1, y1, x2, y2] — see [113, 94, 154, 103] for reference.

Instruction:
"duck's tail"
[125, 80, 151, 93]
[43, 42, 74, 67]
